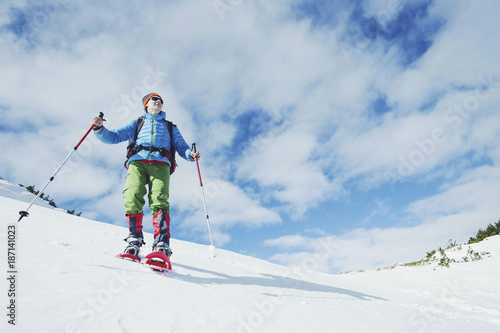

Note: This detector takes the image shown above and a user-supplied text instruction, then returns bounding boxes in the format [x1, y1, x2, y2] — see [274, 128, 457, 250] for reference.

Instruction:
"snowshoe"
[116, 252, 140, 262]
[141, 248, 172, 271]
[115, 240, 142, 262]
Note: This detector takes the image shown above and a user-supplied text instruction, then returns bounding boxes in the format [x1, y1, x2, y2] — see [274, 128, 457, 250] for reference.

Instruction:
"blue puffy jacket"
[95, 111, 193, 167]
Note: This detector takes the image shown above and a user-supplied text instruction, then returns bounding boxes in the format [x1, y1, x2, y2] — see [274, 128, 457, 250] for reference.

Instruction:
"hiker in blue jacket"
[90, 93, 200, 258]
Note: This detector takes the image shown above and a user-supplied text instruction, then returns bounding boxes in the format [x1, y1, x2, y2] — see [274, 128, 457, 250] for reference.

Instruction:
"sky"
[1, 0, 499, 274]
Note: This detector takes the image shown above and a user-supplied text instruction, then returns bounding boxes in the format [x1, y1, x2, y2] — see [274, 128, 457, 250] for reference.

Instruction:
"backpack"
[125, 116, 177, 174]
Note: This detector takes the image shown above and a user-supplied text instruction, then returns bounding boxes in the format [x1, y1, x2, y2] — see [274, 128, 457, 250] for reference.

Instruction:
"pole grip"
[75, 112, 105, 150]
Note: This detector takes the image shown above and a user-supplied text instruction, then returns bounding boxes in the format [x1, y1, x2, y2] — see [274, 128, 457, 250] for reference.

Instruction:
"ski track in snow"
[1, 181, 500, 333]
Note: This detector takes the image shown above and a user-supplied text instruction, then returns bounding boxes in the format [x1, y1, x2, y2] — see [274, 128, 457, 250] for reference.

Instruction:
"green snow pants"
[123, 161, 170, 216]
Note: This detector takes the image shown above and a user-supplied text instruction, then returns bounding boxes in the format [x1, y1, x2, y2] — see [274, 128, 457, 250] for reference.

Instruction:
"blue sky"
[1, 0, 500, 273]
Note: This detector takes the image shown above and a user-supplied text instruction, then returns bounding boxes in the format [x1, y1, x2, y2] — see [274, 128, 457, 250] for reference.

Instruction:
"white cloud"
[169, 166, 282, 245]
[263, 234, 307, 249]
[407, 166, 500, 218]
[388, 1, 500, 109]
[266, 165, 500, 273]
[236, 124, 344, 216]
[269, 210, 500, 273]
[1, 0, 500, 267]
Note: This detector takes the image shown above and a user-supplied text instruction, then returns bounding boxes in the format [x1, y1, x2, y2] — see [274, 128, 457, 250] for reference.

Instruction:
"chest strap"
[128, 145, 172, 159]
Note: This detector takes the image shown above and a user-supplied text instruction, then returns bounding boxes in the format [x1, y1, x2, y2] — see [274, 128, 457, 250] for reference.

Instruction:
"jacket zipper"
[150, 115, 155, 161]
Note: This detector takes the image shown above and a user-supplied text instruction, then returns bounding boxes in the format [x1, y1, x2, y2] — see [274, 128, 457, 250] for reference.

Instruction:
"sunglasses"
[151, 96, 163, 104]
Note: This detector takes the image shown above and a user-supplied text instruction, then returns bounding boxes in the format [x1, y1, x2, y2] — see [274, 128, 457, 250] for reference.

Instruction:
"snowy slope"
[1, 181, 500, 333]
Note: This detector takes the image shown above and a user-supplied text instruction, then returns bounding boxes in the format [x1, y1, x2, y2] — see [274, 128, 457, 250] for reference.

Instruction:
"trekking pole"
[18, 112, 105, 222]
[192, 143, 214, 248]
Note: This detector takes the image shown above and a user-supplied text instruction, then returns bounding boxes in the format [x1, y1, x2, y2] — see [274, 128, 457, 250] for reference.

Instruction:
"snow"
[1, 180, 500, 332]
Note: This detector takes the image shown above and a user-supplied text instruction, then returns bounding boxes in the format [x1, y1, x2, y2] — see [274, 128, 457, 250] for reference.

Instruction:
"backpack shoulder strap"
[165, 120, 177, 174]
[124, 116, 145, 168]
[133, 116, 145, 143]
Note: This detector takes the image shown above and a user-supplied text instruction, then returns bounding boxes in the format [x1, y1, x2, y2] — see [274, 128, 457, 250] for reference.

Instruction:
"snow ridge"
[1, 180, 500, 333]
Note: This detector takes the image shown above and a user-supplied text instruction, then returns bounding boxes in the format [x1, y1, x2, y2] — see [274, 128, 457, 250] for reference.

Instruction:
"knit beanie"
[142, 93, 163, 108]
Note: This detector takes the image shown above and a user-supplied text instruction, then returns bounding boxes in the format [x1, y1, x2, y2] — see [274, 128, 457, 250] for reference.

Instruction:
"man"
[90, 93, 200, 258]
